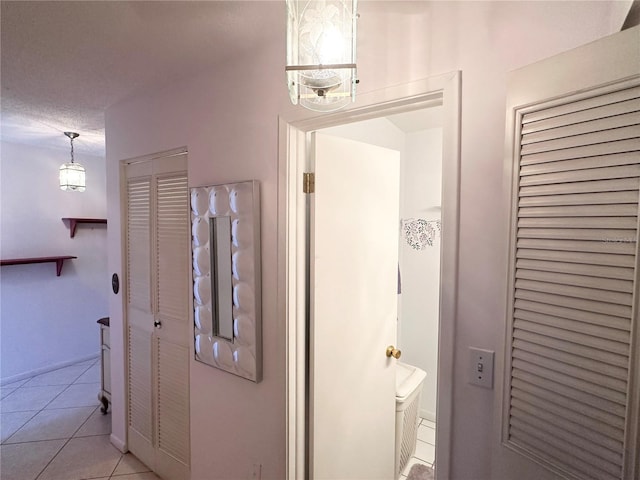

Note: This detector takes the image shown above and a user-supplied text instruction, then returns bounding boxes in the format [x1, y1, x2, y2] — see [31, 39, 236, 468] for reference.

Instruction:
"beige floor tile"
[4, 406, 94, 443]
[417, 423, 435, 445]
[22, 366, 87, 387]
[74, 407, 111, 437]
[73, 363, 101, 384]
[112, 452, 152, 475]
[111, 472, 161, 480]
[0, 386, 17, 400]
[0, 378, 28, 388]
[414, 439, 435, 465]
[0, 385, 66, 412]
[44, 382, 101, 409]
[1, 410, 38, 443]
[37, 434, 123, 480]
[421, 418, 436, 429]
[0, 439, 65, 480]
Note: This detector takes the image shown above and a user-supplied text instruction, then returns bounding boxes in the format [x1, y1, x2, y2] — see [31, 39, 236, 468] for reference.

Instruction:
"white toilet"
[395, 361, 427, 477]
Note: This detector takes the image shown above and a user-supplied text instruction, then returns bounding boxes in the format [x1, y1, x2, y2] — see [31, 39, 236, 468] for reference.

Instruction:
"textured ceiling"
[1, 1, 284, 156]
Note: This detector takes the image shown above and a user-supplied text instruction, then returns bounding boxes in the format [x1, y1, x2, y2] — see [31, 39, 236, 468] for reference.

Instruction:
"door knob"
[386, 345, 401, 359]
[154, 320, 162, 328]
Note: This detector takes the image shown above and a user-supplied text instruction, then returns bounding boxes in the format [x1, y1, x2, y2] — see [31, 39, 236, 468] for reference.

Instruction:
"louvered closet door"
[125, 152, 190, 480]
[496, 27, 640, 480]
[506, 84, 640, 480]
[153, 156, 190, 480]
[126, 161, 155, 468]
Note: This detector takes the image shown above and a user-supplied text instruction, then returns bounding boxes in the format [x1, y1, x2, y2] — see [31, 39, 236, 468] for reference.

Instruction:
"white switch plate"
[469, 347, 494, 388]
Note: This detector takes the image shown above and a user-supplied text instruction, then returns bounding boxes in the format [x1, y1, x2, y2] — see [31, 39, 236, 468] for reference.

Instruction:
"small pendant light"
[286, 0, 358, 112]
[59, 131, 85, 192]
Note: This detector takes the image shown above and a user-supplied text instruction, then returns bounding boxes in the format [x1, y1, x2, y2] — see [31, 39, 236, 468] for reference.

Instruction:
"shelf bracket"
[62, 218, 107, 238]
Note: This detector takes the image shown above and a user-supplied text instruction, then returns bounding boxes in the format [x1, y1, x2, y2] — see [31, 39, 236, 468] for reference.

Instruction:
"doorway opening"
[319, 105, 443, 473]
[280, 73, 461, 480]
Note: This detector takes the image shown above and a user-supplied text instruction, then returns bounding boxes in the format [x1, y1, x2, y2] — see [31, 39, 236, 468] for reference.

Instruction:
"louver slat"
[522, 111, 640, 144]
[514, 298, 631, 331]
[518, 190, 638, 206]
[157, 338, 189, 464]
[510, 424, 621, 480]
[512, 339, 629, 381]
[156, 175, 189, 322]
[522, 98, 640, 135]
[515, 259, 634, 281]
[513, 330, 629, 370]
[515, 278, 632, 305]
[521, 86, 640, 124]
[128, 325, 152, 441]
[521, 139, 639, 165]
[520, 152, 640, 177]
[520, 125, 640, 156]
[520, 178, 640, 198]
[514, 308, 631, 343]
[505, 85, 639, 480]
[517, 228, 635, 243]
[127, 179, 151, 311]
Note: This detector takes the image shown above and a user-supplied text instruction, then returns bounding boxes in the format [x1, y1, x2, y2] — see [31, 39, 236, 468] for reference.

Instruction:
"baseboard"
[420, 409, 436, 423]
[110, 433, 128, 453]
[0, 353, 100, 386]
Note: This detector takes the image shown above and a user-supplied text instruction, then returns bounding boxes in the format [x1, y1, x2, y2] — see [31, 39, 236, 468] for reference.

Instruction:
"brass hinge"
[303, 172, 315, 194]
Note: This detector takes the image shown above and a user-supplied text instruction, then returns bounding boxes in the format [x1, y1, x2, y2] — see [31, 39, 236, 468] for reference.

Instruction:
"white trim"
[110, 433, 128, 453]
[0, 354, 100, 386]
[280, 71, 461, 480]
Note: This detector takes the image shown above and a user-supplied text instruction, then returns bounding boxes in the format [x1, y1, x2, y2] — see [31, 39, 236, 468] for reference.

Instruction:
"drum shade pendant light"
[286, 0, 358, 112]
[59, 132, 85, 192]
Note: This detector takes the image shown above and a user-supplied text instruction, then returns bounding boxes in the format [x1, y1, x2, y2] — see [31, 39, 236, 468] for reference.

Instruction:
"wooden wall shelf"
[0, 256, 77, 276]
[62, 218, 107, 238]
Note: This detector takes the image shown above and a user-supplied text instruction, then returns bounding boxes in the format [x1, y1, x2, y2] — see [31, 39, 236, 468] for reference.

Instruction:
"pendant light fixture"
[59, 131, 85, 192]
[286, 0, 358, 112]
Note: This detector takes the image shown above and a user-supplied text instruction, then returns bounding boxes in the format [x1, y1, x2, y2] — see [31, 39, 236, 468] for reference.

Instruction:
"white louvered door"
[125, 152, 190, 480]
[495, 27, 640, 480]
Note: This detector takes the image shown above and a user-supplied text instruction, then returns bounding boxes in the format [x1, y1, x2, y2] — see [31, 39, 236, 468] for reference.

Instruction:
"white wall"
[0, 141, 108, 382]
[105, 2, 625, 479]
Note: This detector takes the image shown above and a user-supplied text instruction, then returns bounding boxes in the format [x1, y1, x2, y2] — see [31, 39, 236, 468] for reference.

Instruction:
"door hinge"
[303, 172, 315, 194]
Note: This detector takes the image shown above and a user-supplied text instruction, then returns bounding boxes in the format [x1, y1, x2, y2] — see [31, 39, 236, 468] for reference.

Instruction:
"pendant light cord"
[70, 136, 75, 164]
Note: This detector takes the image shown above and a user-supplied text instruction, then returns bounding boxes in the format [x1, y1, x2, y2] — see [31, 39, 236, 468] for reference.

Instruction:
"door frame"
[278, 71, 461, 480]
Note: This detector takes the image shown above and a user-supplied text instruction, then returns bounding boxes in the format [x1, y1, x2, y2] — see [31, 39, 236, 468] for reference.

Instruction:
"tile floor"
[2, 358, 433, 480]
[0, 358, 159, 480]
[400, 417, 436, 479]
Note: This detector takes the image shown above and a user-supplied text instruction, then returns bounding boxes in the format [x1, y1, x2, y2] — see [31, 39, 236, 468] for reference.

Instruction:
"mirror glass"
[210, 216, 233, 341]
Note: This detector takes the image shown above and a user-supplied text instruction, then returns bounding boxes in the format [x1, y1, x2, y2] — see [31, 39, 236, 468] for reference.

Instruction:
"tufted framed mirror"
[190, 180, 262, 382]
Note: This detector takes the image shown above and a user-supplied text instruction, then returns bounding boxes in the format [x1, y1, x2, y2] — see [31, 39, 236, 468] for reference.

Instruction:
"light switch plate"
[469, 347, 494, 388]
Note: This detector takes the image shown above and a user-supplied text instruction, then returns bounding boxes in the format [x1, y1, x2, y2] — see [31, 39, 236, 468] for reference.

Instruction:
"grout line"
[110, 452, 127, 478]
[3, 359, 107, 480]
[0, 409, 40, 445]
[35, 435, 74, 480]
[70, 404, 101, 439]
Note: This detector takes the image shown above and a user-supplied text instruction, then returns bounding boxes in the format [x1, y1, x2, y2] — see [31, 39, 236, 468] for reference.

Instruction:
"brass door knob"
[386, 346, 401, 359]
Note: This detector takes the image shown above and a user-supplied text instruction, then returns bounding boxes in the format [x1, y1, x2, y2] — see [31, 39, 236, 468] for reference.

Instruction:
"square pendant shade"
[59, 162, 86, 192]
[286, 0, 357, 112]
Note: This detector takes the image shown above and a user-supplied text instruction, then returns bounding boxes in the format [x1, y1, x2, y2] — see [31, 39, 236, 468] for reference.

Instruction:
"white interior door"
[309, 133, 401, 479]
[125, 152, 190, 480]
[495, 26, 640, 480]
